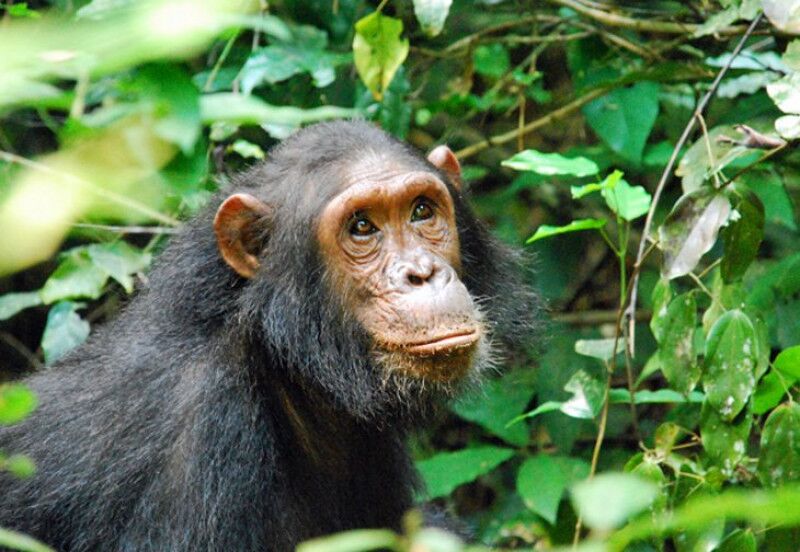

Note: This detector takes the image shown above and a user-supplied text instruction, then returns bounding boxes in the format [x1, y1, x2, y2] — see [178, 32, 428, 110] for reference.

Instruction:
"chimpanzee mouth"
[402, 328, 480, 355]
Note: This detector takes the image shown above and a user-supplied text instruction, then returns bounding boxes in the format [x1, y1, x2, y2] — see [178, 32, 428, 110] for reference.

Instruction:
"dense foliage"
[1, 0, 799, 550]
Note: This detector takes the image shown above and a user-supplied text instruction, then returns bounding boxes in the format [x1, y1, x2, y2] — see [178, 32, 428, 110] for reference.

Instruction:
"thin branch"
[625, 15, 763, 355]
[72, 223, 179, 235]
[455, 86, 609, 160]
[547, 0, 750, 36]
[551, 309, 650, 326]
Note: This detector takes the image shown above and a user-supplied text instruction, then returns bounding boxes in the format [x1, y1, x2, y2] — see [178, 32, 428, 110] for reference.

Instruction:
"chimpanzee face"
[315, 154, 485, 382]
[213, 144, 486, 384]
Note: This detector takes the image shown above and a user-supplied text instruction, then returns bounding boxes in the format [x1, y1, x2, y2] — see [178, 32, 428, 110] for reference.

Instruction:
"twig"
[0, 332, 43, 371]
[625, 15, 763, 355]
[72, 223, 179, 234]
[455, 87, 609, 160]
[547, 0, 749, 35]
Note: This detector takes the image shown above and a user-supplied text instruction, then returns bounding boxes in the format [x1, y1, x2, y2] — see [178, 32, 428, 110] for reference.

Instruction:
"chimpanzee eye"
[410, 198, 434, 222]
[348, 214, 378, 237]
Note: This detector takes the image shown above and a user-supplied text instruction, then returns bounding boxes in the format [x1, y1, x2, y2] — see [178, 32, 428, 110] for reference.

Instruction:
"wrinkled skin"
[217, 147, 485, 383]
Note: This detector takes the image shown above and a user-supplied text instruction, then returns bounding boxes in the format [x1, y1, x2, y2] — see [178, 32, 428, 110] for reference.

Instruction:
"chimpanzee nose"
[395, 252, 451, 291]
[406, 260, 435, 287]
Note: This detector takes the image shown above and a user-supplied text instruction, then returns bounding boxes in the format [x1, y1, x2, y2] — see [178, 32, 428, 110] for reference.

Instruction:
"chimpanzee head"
[211, 121, 536, 421]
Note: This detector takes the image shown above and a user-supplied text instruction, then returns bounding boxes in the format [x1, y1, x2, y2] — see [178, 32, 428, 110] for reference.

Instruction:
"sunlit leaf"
[758, 403, 800, 487]
[40, 250, 109, 304]
[703, 310, 758, 421]
[774, 345, 800, 379]
[0, 385, 37, 425]
[3, 454, 36, 478]
[41, 301, 90, 365]
[752, 370, 791, 414]
[526, 218, 606, 244]
[0, 528, 53, 552]
[87, 242, 151, 293]
[199, 94, 357, 126]
[601, 177, 652, 221]
[560, 370, 605, 419]
[502, 150, 599, 177]
[763, 0, 800, 34]
[575, 337, 624, 361]
[297, 530, 398, 552]
[649, 277, 672, 342]
[571, 473, 658, 531]
[609, 389, 704, 405]
[353, 12, 409, 100]
[416, 446, 514, 499]
[658, 188, 731, 279]
[412, 0, 452, 37]
[0, 291, 43, 321]
[517, 455, 589, 524]
[716, 529, 757, 552]
[768, 73, 800, 114]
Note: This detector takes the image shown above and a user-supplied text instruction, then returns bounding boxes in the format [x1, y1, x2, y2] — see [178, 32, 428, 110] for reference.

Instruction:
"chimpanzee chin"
[0, 120, 537, 551]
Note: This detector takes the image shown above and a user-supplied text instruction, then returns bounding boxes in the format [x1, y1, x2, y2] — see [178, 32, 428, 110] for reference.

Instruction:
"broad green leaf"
[582, 82, 660, 164]
[416, 446, 514, 499]
[452, 370, 536, 446]
[768, 72, 800, 114]
[0, 528, 53, 552]
[700, 402, 751, 475]
[297, 530, 398, 552]
[571, 473, 658, 531]
[501, 150, 599, 177]
[758, 403, 800, 487]
[509, 400, 563, 425]
[200, 94, 358, 126]
[575, 338, 624, 361]
[410, 529, 463, 552]
[763, 0, 800, 36]
[41, 301, 90, 365]
[87, 242, 151, 293]
[649, 278, 672, 342]
[353, 12, 409, 101]
[0, 385, 37, 425]
[137, 65, 201, 154]
[473, 44, 509, 79]
[658, 188, 731, 279]
[561, 370, 605, 419]
[526, 218, 606, 244]
[716, 529, 757, 552]
[658, 293, 700, 395]
[721, 188, 765, 283]
[230, 139, 265, 160]
[0, 291, 43, 321]
[752, 371, 791, 414]
[676, 125, 752, 194]
[704, 310, 758, 421]
[775, 114, 800, 140]
[40, 251, 108, 304]
[517, 455, 589, 524]
[412, 0, 452, 37]
[774, 345, 800, 379]
[601, 177, 652, 221]
[571, 169, 622, 199]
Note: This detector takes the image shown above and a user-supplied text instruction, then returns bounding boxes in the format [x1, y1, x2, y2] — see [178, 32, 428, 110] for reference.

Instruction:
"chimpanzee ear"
[427, 145, 462, 191]
[214, 193, 273, 279]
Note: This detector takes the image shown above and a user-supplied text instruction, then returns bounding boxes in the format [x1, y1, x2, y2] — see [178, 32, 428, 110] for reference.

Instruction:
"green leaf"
[0, 385, 37, 425]
[700, 401, 751, 475]
[41, 301, 90, 365]
[574, 337, 624, 361]
[200, 94, 358, 126]
[416, 446, 514, 499]
[501, 150, 599, 177]
[716, 529, 757, 552]
[571, 473, 658, 531]
[353, 12, 409, 101]
[658, 188, 731, 279]
[297, 530, 398, 552]
[571, 169, 621, 199]
[509, 400, 563, 425]
[609, 388, 704, 405]
[3, 454, 36, 478]
[0, 528, 53, 552]
[87, 242, 151, 293]
[516, 455, 589, 524]
[774, 345, 800, 379]
[229, 139, 265, 160]
[40, 250, 109, 304]
[767, 72, 800, 114]
[752, 370, 792, 415]
[704, 310, 758, 421]
[452, 370, 536, 446]
[526, 218, 606, 244]
[721, 188, 765, 283]
[649, 277, 672, 342]
[758, 403, 800, 487]
[0, 291, 43, 321]
[601, 177, 652, 221]
[473, 44, 509, 79]
[658, 292, 700, 395]
[582, 82, 660, 164]
[561, 370, 605, 419]
[412, 0, 452, 37]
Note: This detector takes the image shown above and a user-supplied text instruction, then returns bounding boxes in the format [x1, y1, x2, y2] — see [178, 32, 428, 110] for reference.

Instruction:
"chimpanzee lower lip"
[402, 329, 480, 354]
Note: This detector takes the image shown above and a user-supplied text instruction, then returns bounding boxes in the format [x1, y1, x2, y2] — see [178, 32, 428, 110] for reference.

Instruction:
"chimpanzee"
[0, 120, 536, 551]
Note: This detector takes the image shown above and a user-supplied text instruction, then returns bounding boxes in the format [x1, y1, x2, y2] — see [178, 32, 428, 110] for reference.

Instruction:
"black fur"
[0, 121, 537, 551]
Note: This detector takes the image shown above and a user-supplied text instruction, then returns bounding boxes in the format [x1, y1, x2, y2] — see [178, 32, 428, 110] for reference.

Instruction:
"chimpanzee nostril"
[408, 274, 425, 286]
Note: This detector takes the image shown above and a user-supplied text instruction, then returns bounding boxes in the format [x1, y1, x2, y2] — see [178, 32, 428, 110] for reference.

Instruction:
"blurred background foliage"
[1, 0, 800, 550]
